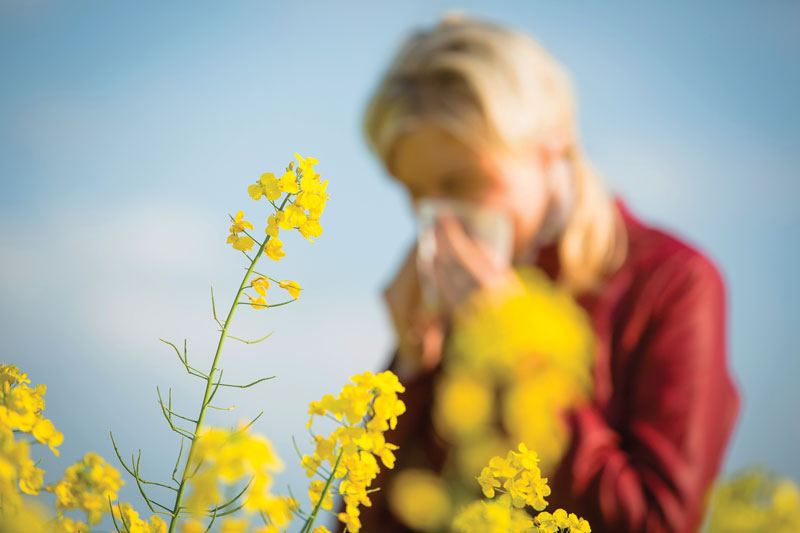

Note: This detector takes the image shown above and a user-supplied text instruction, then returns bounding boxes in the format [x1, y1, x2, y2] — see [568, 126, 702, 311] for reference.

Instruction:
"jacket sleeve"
[553, 252, 741, 532]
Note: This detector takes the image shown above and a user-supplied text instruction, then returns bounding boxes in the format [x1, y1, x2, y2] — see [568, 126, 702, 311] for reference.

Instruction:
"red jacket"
[337, 196, 740, 533]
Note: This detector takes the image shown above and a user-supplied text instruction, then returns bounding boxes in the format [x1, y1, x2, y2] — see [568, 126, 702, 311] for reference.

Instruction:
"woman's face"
[388, 121, 554, 260]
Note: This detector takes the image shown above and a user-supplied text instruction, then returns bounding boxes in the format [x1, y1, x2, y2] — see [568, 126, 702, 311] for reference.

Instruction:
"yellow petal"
[265, 239, 285, 261]
[276, 211, 294, 231]
[249, 296, 267, 309]
[278, 170, 300, 194]
[232, 236, 255, 252]
[251, 276, 270, 296]
[248, 183, 263, 200]
[279, 280, 302, 299]
[298, 219, 323, 242]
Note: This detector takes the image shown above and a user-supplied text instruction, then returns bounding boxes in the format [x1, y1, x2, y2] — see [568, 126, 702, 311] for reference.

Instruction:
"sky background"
[1, 1, 798, 530]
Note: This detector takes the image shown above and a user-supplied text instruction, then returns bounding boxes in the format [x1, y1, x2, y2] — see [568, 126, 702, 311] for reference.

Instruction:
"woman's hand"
[383, 213, 524, 380]
[382, 243, 447, 381]
[431, 212, 526, 315]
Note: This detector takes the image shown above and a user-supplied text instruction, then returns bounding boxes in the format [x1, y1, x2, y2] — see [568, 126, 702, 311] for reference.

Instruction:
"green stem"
[166, 195, 290, 533]
[300, 450, 344, 533]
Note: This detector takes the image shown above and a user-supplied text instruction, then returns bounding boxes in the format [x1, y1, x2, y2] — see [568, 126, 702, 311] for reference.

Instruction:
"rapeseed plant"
[0, 153, 403, 532]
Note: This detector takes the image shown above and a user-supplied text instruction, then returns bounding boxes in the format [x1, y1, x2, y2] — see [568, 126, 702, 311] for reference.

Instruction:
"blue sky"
[1, 0, 798, 529]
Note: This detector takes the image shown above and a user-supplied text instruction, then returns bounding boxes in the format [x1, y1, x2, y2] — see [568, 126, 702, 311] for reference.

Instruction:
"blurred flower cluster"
[441, 264, 595, 474]
[0, 363, 166, 532]
[109, 503, 167, 533]
[46, 452, 124, 527]
[0, 364, 60, 519]
[300, 370, 406, 532]
[180, 426, 295, 530]
[0, 363, 64, 458]
[704, 466, 800, 532]
[388, 264, 596, 530]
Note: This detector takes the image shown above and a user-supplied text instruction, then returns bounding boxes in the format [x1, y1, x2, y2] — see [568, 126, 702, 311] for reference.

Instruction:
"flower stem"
[166, 195, 290, 533]
[300, 450, 344, 533]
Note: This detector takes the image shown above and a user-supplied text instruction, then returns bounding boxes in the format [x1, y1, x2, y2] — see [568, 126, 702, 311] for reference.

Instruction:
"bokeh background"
[1, 1, 798, 529]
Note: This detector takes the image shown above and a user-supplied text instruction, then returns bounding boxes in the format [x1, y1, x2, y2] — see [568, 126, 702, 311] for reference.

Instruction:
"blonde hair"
[362, 11, 628, 296]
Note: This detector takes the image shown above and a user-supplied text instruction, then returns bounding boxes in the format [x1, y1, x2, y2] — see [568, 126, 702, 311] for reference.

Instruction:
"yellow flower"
[705, 467, 800, 533]
[302, 454, 321, 478]
[219, 518, 249, 533]
[275, 210, 294, 231]
[295, 183, 329, 219]
[19, 461, 45, 495]
[773, 478, 800, 513]
[291, 152, 329, 221]
[185, 426, 284, 519]
[251, 276, 270, 297]
[111, 502, 167, 533]
[52, 516, 89, 533]
[0, 372, 63, 459]
[0, 364, 31, 388]
[295, 152, 319, 174]
[534, 508, 590, 533]
[229, 210, 254, 234]
[180, 520, 204, 533]
[226, 210, 257, 252]
[433, 371, 493, 440]
[308, 479, 333, 510]
[515, 442, 539, 470]
[387, 468, 452, 531]
[278, 169, 300, 194]
[248, 173, 281, 202]
[452, 496, 533, 533]
[31, 418, 64, 456]
[303, 371, 405, 533]
[477, 466, 500, 498]
[368, 392, 406, 432]
[473, 447, 553, 512]
[279, 280, 302, 299]
[46, 452, 125, 525]
[314, 435, 337, 462]
[0, 497, 50, 532]
[312, 527, 331, 533]
[264, 238, 285, 261]
[502, 368, 575, 472]
[338, 505, 361, 533]
[265, 214, 281, 238]
[489, 455, 517, 479]
[569, 513, 592, 533]
[284, 203, 308, 228]
[273, 496, 298, 526]
[226, 233, 255, 252]
[298, 217, 323, 243]
[248, 296, 267, 309]
[449, 264, 594, 386]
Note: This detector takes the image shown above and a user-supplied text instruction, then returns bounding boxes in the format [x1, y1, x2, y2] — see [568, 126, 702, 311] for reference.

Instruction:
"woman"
[340, 12, 740, 533]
